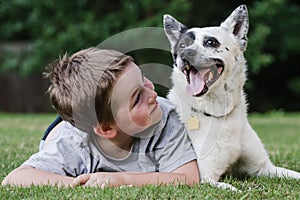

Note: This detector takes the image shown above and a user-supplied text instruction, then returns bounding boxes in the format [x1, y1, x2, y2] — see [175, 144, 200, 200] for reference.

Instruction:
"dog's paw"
[202, 177, 241, 192]
[214, 181, 241, 192]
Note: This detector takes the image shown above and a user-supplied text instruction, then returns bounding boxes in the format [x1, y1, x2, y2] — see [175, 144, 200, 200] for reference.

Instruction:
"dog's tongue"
[186, 71, 205, 96]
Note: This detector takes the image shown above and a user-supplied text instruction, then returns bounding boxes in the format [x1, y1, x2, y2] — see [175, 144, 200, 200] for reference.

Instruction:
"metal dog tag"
[187, 116, 199, 130]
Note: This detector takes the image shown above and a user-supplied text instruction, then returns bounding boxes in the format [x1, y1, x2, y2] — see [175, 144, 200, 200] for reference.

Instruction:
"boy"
[2, 48, 199, 187]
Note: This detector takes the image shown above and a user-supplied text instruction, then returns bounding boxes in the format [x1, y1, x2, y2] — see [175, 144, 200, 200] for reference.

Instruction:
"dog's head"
[164, 5, 248, 97]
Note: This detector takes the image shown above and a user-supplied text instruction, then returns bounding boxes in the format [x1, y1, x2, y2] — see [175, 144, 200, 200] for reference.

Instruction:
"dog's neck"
[189, 79, 245, 118]
[190, 100, 240, 118]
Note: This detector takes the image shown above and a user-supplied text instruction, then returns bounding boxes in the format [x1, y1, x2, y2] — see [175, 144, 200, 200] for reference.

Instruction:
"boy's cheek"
[114, 108, 148, 135]
[131, 109, 150, 127]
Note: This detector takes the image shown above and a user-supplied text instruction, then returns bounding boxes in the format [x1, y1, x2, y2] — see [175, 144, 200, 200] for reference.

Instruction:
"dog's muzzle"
[182, 59, 224, 96]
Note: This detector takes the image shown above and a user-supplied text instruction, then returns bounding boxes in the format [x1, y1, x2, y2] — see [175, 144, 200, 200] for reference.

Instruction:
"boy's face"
[111, 62, 162, 135]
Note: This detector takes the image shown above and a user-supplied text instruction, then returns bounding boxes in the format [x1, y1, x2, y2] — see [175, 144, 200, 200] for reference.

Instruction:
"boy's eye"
[132, 75, 145, 108]
[133, 93, 141, 107]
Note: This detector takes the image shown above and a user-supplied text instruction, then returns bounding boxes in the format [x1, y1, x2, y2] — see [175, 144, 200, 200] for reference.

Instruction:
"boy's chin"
[133, 119, 162, 139]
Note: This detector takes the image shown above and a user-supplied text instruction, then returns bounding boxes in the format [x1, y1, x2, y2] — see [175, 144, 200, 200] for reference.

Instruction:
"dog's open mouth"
[182, 59, 224, 96]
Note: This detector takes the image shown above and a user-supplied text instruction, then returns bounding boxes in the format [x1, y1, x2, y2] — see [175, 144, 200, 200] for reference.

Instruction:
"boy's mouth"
[150, 102, 158, 115]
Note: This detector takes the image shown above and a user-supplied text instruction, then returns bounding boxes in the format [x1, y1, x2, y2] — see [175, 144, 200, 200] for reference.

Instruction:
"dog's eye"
[203, 37, 220, 48]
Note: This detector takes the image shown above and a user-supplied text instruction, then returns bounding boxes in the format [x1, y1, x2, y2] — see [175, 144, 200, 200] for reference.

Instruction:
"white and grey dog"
[164, 5, 300, 190]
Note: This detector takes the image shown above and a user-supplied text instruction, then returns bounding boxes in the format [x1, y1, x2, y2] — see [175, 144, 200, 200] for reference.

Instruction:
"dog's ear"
[220, 5, 249, 52]
[163, 14, 187, 48]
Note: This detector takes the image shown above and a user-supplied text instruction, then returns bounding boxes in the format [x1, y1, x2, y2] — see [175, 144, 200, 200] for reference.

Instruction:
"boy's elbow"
[190, 174, 200, 186]
[186, 168, 200, 186]
[185, 160, 200, 185]
[173, 160, 200, 185]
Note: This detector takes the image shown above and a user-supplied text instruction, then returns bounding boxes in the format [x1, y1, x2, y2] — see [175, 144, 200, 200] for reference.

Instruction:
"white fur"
[165, 5, 300, 191]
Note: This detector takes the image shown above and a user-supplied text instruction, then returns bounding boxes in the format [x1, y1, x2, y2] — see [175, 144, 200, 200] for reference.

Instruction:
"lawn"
[0, 112, 299, 199]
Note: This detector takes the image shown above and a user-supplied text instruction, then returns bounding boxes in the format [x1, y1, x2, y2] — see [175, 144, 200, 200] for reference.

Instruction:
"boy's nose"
[147, 90, 158, 104]
[143, 77, 157, 104]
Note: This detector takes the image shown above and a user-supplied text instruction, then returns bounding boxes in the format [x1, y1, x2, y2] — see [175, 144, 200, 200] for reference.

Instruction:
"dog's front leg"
[195, 146, 240, 191]
[197, 158, 241, 191]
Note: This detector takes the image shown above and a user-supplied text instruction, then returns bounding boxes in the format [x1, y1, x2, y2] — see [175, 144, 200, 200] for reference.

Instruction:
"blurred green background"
[0, 0, 299, 113]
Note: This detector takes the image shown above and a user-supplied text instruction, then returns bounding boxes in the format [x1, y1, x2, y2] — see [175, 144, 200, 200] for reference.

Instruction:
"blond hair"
[44, 48, 133, 133]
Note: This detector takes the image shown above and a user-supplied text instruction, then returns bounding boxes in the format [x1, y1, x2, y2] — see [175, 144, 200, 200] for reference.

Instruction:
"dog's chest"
[168, 86, 244, 139]
[186, 111, 243, 158]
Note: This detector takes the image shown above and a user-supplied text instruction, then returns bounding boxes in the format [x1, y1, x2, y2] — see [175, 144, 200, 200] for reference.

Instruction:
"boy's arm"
[2, 160, 199, 187]
[1, 165, 74, 187]
[71, 160, 199, 187]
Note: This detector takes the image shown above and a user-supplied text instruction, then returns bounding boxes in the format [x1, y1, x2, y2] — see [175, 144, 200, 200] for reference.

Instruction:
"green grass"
[0, 112, 299, 199]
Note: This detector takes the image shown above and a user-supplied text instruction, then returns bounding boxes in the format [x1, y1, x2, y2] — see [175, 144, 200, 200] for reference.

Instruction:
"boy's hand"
[70, 172, 126, 188]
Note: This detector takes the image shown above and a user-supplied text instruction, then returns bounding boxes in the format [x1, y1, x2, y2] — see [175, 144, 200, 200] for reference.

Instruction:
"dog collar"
[190, 100, 241, 119]
[191, 107, 226, 119]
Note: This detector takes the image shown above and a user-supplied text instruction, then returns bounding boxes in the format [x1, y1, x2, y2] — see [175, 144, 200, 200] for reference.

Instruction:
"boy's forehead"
[119, 62, 142, 82]
[111, 63, 142, 105]
[126, 62, 141, 75]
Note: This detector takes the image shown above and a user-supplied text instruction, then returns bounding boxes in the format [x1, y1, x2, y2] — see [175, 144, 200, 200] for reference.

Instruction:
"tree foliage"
[0, 0, 190, 75]
[0, 0, 299, 112]
[246, 0, 300, 111]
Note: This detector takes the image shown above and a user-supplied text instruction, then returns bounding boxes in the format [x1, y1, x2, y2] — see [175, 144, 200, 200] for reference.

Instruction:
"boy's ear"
[93, 123, 117, 139]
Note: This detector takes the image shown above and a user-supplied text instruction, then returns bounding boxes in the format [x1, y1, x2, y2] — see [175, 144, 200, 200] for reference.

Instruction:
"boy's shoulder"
[157, 96, 180, 126]
[45, 121, 90, 148]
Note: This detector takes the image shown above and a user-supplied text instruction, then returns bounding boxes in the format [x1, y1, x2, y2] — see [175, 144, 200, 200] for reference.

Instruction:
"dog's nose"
[180, 49, 196, 60]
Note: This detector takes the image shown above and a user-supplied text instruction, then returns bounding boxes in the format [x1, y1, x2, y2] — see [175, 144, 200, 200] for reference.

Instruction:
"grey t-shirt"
[22, 97, 197, 177]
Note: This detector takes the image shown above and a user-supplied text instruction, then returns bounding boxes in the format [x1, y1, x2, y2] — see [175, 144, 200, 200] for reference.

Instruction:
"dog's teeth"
[186, 65, 190, 70]
[205, 72, 213, 84]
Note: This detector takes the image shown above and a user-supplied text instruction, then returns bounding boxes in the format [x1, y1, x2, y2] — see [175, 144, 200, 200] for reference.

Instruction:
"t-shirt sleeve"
[22, 123, 89, 177]
[156, 109, 197, 172]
